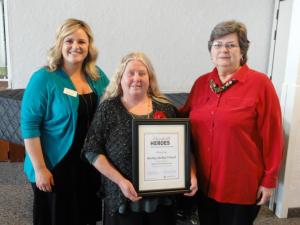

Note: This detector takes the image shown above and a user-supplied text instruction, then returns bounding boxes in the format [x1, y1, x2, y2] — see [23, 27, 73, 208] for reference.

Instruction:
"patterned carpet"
[0, 162, 299, 225]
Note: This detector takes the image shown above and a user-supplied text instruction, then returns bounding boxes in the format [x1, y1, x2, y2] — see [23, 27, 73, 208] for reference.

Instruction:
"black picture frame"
[132, 118, 190, 196]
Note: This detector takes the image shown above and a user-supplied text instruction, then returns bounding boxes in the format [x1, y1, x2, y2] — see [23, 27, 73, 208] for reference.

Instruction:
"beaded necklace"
[209, 79, 237, 94]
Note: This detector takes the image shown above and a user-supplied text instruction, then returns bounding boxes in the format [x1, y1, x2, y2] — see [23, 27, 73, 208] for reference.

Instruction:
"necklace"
[81, 93, 93, 128]
[209, 79, 237, 94]
[127, 97, 152, 119]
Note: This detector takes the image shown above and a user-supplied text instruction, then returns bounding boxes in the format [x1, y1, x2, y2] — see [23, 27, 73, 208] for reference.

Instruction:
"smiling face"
[210, 33, 242, 74]
[62, 28, 89, 68]
[120, 60, 150, 99]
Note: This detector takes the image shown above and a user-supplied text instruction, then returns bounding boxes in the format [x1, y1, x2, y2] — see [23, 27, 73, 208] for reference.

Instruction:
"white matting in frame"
[132, 118, 190, 196]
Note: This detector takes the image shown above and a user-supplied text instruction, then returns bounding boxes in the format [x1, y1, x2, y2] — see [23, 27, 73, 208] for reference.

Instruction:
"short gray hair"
[208, 20, 250, 65]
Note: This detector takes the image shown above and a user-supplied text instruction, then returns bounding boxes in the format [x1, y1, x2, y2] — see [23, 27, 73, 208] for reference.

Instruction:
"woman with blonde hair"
[21, 18, 109, 225]
[102, 52, 166, 102]
[82, 52, 198, 225]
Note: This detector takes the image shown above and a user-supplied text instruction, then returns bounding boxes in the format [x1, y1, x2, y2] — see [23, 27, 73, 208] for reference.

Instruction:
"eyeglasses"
[211, 42, 239, 49]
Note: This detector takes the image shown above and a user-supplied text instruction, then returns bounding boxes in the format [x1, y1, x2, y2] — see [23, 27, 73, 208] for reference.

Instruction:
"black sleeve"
[81, 100, 109, 164]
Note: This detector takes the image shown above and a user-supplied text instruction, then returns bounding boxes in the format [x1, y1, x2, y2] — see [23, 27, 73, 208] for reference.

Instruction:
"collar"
[209, 64, 250, 85]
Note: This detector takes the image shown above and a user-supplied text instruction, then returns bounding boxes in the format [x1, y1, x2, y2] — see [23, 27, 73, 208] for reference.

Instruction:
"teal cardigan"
[21, 67, 109, 182]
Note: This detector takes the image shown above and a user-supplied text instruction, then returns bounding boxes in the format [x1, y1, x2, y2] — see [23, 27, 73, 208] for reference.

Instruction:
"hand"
[256, 186, 274, 205]
[118, 178, 142, 202]
[35, 167, 54, 192]
[184, 173, 198, 197]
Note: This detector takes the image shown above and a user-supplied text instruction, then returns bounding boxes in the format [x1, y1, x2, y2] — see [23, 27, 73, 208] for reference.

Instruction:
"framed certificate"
[132, 118, 190, 196]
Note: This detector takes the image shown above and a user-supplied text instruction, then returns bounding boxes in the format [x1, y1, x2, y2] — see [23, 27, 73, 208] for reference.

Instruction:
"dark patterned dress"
[82, 96, 178, 225]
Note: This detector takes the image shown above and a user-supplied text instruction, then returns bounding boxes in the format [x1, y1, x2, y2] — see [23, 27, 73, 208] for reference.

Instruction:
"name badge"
[63, 88, 78, 97]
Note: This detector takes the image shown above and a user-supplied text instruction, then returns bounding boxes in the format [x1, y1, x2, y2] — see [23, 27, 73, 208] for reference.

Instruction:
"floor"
[0, 162, 299, 225]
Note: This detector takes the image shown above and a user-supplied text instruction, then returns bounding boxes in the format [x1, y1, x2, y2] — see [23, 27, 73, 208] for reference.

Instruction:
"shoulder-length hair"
[102, 52, 169, 103]
[47, 18, 99, 80]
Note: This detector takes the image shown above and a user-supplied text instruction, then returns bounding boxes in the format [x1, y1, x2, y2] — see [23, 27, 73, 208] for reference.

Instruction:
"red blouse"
[181, 64, 283, 204]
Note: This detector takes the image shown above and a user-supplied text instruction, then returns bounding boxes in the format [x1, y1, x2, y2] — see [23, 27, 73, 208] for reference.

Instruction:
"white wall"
[268, 0, 294, 97]
[0, 0, 6, 67]
[270, 0, 300, 218]
[5, 0, 274, 92]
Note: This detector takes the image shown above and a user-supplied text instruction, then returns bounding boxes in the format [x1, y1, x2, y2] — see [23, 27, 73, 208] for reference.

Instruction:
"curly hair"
[47, 18, 99, 80]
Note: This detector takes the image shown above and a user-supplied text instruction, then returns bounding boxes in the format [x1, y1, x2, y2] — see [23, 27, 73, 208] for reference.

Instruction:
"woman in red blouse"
[181, 20, 283, 225]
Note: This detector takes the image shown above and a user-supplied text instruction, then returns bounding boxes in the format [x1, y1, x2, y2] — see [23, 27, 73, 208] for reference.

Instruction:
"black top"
[82, 96, 177, 215]
[31, 92, 103, 224]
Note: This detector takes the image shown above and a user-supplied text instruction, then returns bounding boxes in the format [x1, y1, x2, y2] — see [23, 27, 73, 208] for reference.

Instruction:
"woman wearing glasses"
[181, 20, 283, 225]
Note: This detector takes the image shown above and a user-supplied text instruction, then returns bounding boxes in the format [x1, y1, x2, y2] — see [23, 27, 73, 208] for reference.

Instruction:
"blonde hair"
[47, 18, 99, 80]
[102, 52, 169, 103]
